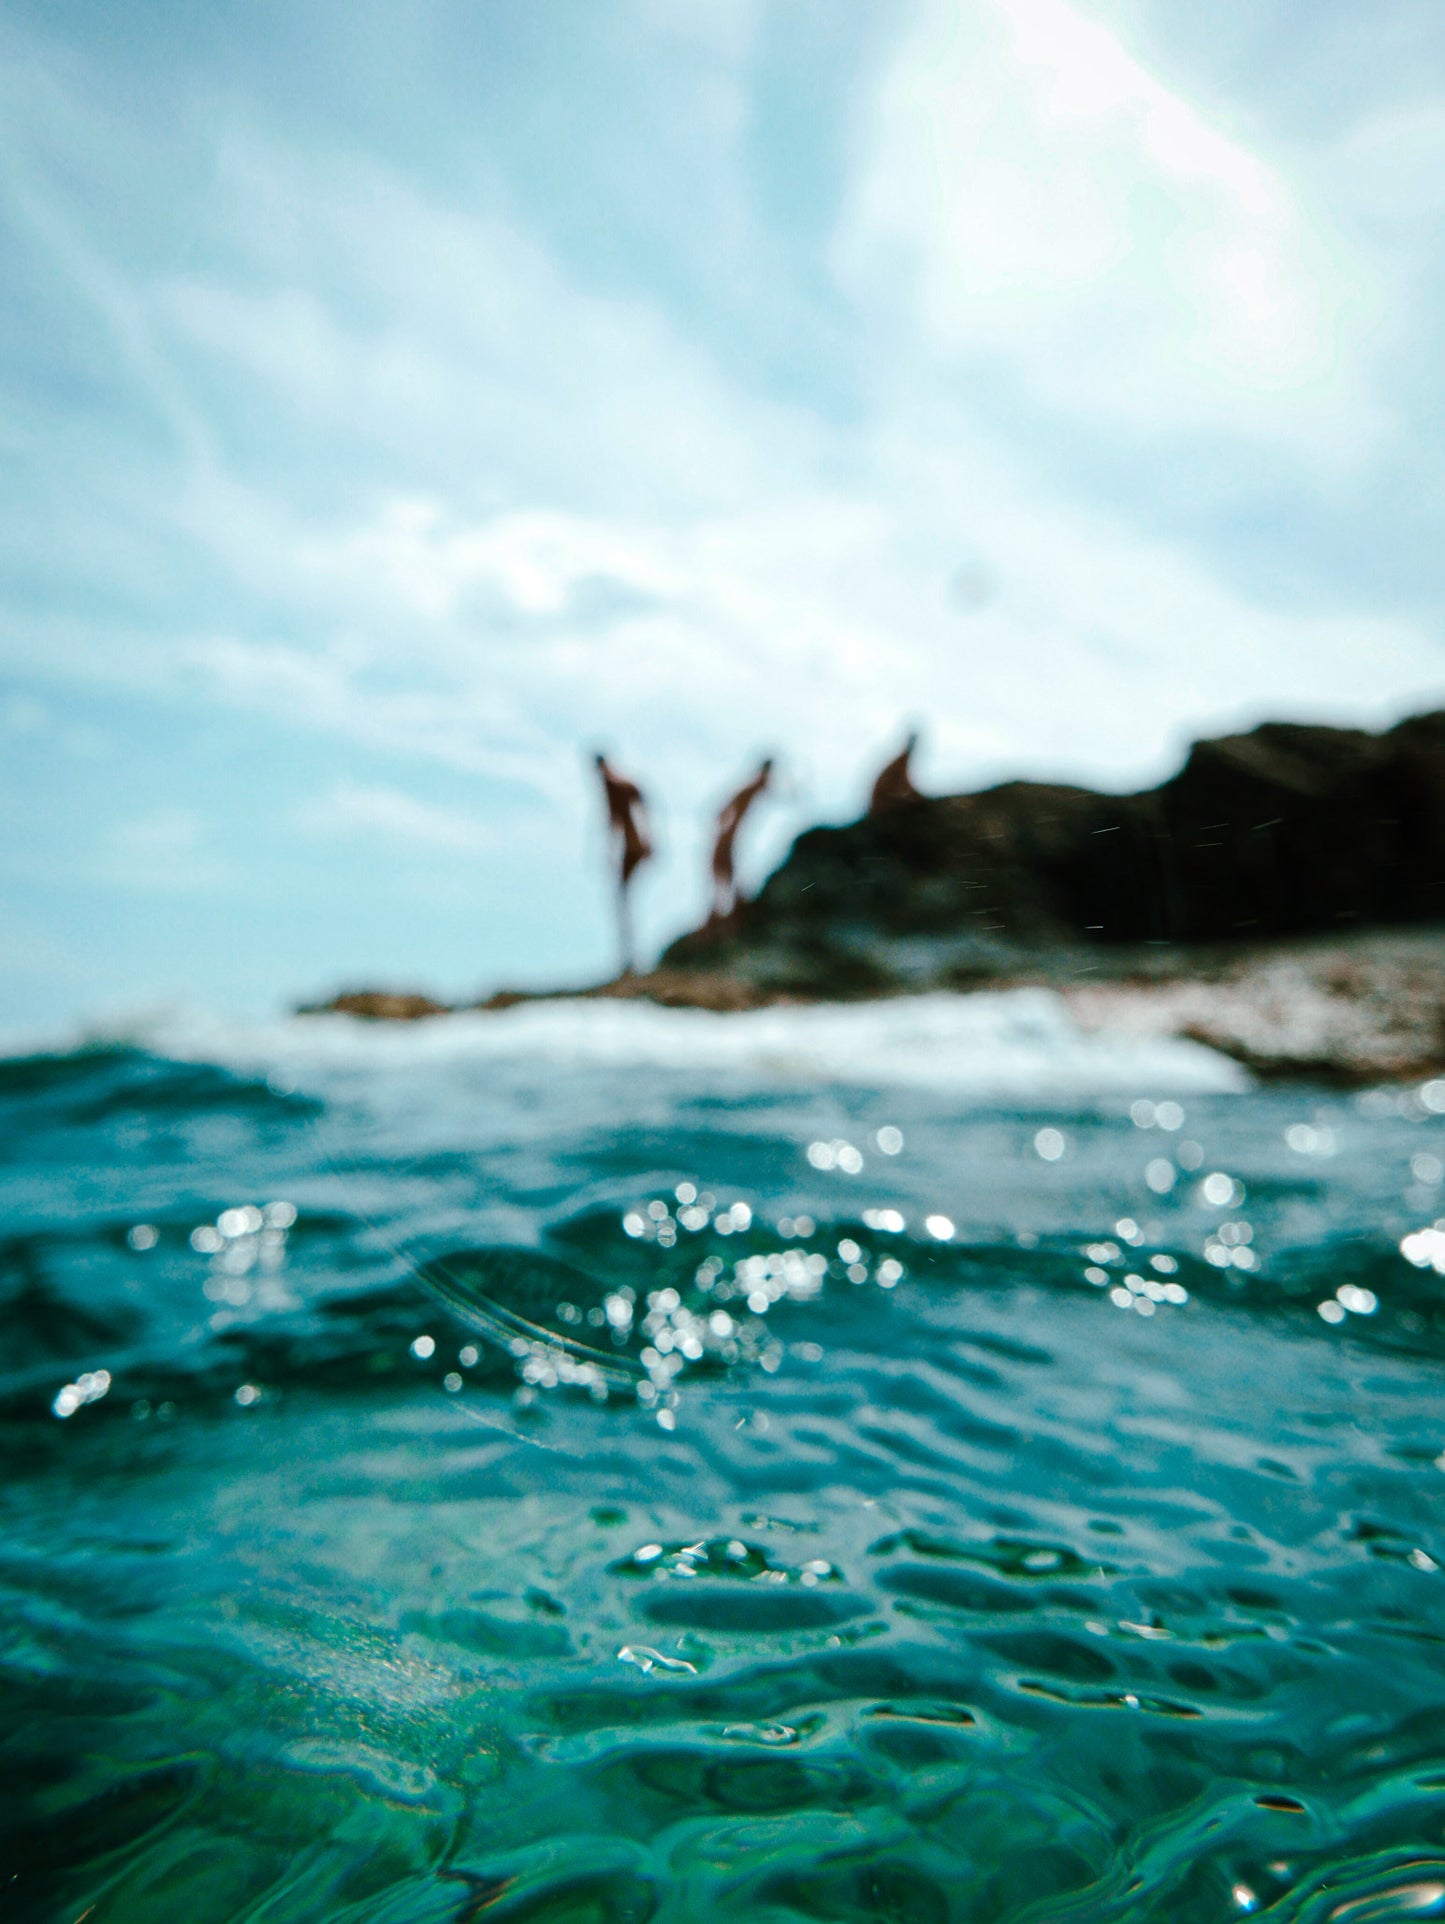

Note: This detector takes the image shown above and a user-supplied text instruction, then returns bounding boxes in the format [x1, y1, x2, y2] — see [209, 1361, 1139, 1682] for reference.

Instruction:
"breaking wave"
[13, 987, 1249, 1098]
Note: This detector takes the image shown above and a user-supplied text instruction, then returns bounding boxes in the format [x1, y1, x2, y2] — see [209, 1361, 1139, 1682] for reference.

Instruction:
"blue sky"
[2, 0, 1443, 1030]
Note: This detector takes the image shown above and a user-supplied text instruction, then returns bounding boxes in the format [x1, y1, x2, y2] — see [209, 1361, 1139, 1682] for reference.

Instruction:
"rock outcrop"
[298, 990, 451, 1021]
[660, 710, 1445, 997]
[299, 710, 1445, 1081]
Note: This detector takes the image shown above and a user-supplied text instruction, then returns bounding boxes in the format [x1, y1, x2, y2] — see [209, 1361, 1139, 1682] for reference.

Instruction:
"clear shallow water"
[3, 995, 1445, 1924]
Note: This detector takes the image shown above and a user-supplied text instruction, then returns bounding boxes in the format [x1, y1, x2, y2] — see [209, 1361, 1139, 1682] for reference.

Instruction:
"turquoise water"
[3, 1001, 1445, 1922]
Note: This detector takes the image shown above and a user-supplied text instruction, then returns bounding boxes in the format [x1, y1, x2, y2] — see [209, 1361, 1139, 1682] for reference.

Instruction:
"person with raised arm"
[709, 757, 774, 928]
[593, 753, 653, 976]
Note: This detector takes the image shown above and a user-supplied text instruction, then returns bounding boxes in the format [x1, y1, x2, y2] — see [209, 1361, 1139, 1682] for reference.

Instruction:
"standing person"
[868, 730, 922, 814]
[709, 757, 774, 927]
[593, 753, 653, 976]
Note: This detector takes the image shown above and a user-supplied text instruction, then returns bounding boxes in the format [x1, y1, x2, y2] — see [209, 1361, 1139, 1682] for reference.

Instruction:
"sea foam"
[50, 988, 1248, 1097]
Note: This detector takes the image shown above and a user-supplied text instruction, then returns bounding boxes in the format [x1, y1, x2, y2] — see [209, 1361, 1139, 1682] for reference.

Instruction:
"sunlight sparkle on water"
[1401, 1226, 1445, 1273]
[807, 1139, 864, 1173]
[53, 1368, 110, 1419]
[1201, 1171, 1245, 1207]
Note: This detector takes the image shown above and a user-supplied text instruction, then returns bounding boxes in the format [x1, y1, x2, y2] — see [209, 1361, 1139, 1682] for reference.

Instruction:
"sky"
[2, 0, 1443, 1031]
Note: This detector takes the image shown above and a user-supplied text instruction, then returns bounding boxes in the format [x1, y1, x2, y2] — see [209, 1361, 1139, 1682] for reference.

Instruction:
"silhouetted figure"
[594, 753, 652, 975]
[709, 757, 774, 927]
[868, 731, 921, 814]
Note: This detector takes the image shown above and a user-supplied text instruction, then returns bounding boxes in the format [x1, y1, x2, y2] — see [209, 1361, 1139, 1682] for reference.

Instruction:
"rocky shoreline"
[301, 711, 1445, 1086]
[302, 929, 1445, 1086]
[1058, 931, 1444, 1086]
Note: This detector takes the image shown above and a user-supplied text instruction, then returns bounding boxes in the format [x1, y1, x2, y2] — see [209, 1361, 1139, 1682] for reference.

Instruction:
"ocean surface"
[4, 990, 1445, 1924]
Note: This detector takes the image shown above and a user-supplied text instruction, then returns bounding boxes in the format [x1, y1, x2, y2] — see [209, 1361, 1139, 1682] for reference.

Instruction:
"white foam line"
[25, 988, 1249, 1097]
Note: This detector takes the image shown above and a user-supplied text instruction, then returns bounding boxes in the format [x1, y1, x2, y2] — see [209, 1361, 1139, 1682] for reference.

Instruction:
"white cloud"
[298, 781, 499, 854]
[837, 0, 1378, 450]
[303, 501, 677, 625]
[188, 633, 558, 800]
[4, 51, 1430, 832]
[195, 461, 1444, 832]
[157, 140, 804, 515]
[1335, 99, 1445, 231]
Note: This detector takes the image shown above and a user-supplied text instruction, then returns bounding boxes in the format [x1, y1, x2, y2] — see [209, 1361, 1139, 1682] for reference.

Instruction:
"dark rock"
[296, 711, 1445, 1083]
[298, 989, 450, 1021]
[661, 710, 1445, 989]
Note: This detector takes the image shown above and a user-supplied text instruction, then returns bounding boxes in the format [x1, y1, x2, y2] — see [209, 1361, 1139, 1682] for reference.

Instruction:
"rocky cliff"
[303, 710, 1445, 1082]
[660, 711, 1445, 997]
